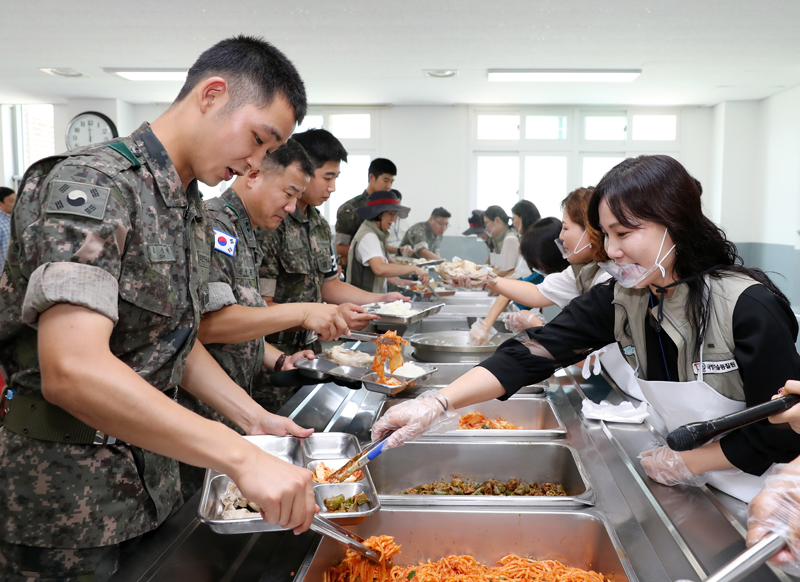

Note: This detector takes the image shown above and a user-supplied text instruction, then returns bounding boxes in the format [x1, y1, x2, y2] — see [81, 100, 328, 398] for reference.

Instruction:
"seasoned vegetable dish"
[399, 476, 566, 496]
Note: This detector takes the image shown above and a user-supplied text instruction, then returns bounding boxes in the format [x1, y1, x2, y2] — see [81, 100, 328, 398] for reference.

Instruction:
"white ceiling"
[3, 0, 800, 107]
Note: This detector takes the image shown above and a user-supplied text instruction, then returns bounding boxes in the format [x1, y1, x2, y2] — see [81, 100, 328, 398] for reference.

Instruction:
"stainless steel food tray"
[360, 363, 438, 396]
[392, 258, 445, 267]
[294, 355, 371, 382]
[295, 508, 633, 582]
[361, 301, 444, 324]
[198, 434, 380, 534]
[409, 330, 512, 363]
[369, 441, 594, 506]
[377, 397, 566, 440]
[295, 355, 438, 396]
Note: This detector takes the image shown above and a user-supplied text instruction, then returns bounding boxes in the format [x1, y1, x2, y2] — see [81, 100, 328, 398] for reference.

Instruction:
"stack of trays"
[197, 434, 380, 534]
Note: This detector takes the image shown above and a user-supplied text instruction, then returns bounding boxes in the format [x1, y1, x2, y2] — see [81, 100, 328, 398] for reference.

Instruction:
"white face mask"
[554, 229, 591, 259]
[598, 228, 676, 289]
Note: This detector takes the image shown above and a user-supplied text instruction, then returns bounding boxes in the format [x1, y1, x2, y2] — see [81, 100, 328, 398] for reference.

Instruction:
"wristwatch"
[274, 353, 288, 372]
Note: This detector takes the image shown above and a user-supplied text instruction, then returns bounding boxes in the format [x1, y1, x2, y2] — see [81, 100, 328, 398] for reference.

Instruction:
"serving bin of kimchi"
[376, 396, 566, 440]
[198, 434, 380, 534]
[294, 507, 634, 582]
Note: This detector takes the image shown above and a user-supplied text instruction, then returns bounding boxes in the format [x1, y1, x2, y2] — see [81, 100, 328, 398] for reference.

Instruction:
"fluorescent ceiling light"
[424, 69, 458, 78]
[105, 68, 188, 82]
[40, 67, 82, 77]
[488, 69, 641, 83]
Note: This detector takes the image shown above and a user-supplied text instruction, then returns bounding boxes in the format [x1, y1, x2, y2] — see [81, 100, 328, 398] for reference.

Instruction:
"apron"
[635, 347, 770, 502]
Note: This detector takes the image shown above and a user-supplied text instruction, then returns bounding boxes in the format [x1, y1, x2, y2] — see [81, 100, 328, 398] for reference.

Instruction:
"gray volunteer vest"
[572, 261, 602, 295]
[490, 225, 518, 255]
[347, 219, 389, 293]
[612, 274, 759, 400]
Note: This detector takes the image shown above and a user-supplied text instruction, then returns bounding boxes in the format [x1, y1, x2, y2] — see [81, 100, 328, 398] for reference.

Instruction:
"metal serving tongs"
[327, 433, 392, 484]
[310, 514, 380, 563]
[676, 533, 784, 582]
[344, 331, 395, 344]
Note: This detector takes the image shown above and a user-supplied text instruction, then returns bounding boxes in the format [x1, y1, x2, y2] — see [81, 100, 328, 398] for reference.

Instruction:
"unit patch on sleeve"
[45, 180, 111, 221]
[213, 228, 238, 257]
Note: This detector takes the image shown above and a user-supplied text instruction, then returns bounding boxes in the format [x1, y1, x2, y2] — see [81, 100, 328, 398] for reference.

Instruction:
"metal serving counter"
[109, 341, 798, 582]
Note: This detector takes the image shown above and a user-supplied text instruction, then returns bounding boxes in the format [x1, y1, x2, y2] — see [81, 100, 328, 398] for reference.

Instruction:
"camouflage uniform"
[258, 204, 337, 304]
[0, 123, 210, 581]
[401, 220, 442, 258]
[254, 204, 337, 411]
[177, 187, 265, 500]
[333, 190, 368, 248]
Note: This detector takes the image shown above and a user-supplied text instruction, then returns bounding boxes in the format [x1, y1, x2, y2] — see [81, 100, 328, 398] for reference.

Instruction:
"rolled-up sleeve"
[478, 282, 617, 398]
[22, 262, 119, 326]
[206, 281, 237, 313]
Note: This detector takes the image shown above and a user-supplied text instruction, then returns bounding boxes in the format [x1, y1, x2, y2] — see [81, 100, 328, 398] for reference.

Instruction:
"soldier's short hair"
[292, 129, 348, 169]
[260, 138, 315, 178]
[431, 207, 451, 219]
[174, 35, 307, 124]
[368, 158, 396, 179]
[0, 187, 14, 203]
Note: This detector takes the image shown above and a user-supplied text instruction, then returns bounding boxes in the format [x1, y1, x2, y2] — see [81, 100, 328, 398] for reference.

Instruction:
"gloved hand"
[504, 310, 543, 334]
[639, 446, 709, 487]
[469, 318, 497, 346]
[371, 390, 459, 450]
[581, 345, 612, 379]
[747, 463, 800, 575]
[400, 245, 414, 257]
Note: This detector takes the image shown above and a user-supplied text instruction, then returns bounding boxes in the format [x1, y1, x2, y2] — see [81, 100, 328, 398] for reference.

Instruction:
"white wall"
[378, 105, 470, 231]
[755, 84, 800, 248]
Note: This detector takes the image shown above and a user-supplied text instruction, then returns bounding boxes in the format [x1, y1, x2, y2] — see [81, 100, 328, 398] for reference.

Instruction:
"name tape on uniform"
[46, 180, 111, 221]
[213, 229, 238, 257]
[692, 359, 739, 375]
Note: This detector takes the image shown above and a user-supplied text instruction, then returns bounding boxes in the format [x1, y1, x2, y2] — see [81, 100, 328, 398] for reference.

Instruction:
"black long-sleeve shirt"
[479, 280, 800, 475]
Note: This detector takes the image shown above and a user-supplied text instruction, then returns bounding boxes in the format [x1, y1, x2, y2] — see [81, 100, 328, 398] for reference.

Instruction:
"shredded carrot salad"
[325, 536, 609, 582]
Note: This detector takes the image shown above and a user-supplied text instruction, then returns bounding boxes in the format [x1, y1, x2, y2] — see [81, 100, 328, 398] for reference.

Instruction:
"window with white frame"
[471, 107, 681, 220]
[7, 104, 56, 188]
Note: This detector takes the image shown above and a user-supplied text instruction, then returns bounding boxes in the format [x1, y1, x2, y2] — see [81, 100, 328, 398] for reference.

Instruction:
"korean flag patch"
[213, 229, 238, 257]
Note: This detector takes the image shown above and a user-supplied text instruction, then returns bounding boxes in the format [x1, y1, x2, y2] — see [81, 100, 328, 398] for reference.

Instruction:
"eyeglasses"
[433, 219, 450, 229]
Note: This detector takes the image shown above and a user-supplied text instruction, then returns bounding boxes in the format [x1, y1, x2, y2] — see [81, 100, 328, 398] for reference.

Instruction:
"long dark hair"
[511, 200, 541, 235]
[587, 155, 788, 337]
[521, 217, 570, 274]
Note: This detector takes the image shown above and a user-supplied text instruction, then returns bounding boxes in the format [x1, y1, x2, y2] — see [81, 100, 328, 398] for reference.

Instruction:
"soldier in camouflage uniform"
[258, 131, 406, 409]
[0, 36, 318, 582]
[400, 207, 451, 261]
[333, 157, 397, 269]
[178, 139, 349, 497]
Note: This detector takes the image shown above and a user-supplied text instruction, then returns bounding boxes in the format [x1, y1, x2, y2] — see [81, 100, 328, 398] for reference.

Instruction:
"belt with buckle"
[1, 388, 119, 445]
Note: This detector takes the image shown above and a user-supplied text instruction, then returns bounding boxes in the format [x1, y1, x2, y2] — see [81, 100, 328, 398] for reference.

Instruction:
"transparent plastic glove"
[400, 245, 414, 257]
[371, 390, 458, 450]
[470, 318, 497, 347]
[504, 310, 541, 334]
[581, 345, 611, 379]
[747, 463, 800, 575]
[639, 446, 709, 487]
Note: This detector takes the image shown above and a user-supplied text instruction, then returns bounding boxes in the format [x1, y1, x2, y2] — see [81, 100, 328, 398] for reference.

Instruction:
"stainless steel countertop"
[109, 345, 799, 582]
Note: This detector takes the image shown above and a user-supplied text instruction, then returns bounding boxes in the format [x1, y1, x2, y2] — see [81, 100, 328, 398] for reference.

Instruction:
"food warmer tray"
[377, 397, 566, 440]
[369, 441, 594, 507]
[392, 257, 445, 267]
[294, 356, 438, 396]
[412, 285, 457, 298]
[198, 434, 380, 534]
[295, 508, 634, 582]
[409, 330, 513, 363]
[361, 301, 444, 325]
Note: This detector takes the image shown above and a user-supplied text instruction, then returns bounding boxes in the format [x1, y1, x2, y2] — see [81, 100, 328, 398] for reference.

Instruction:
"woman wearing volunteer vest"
[372, 155, 800, 504]
[346, 190, 430, 293]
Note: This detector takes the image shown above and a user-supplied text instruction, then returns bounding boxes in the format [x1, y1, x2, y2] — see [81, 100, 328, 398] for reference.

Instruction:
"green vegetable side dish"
[323, 491, 371, 513]
[399, 477, 567, 496]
